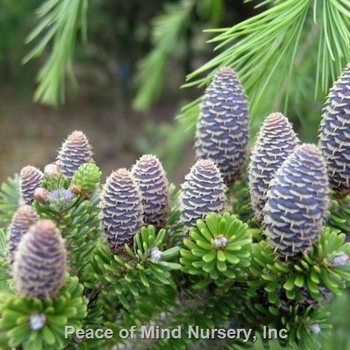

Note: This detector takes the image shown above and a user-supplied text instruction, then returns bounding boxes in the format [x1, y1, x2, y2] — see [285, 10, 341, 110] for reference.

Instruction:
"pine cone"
[180, 159, 226, 234]
[56, 131, 94, 179]
[7, 205, 38, 266]
[195, 67, 249, 185]
[131, 154, 168, 230]
[249, 112, 299, 221]
[13, 220, 66, 299]
[100, 168, 143, 253]
[319, 63, 350, 194]
[264, 144, 330, 261]
[278, 286, 333, 312]
[19, 166, 44, 204]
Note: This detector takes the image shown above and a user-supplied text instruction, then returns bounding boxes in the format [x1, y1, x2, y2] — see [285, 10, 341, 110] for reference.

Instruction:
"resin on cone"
[195, 67, 249, 185]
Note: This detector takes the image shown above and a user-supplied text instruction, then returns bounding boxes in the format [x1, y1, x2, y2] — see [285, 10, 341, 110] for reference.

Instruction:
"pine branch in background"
[23, 0, 88, 107]
[133, 0, 224, 111]
[132, 0, 196, 111]
[178, 0, 350, 134]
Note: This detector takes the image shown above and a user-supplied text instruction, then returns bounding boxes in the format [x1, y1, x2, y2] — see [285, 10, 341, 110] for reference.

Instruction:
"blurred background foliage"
[0, 0, 266, 185]
[0, 0, 40, 94]
[1, 2, 350, 347]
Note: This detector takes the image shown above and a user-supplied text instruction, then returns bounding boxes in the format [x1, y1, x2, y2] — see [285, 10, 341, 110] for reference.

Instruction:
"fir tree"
[1, 1, 350, 349]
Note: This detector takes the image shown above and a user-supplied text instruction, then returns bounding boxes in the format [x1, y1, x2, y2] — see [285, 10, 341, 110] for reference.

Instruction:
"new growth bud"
[33, 187, 50, 203]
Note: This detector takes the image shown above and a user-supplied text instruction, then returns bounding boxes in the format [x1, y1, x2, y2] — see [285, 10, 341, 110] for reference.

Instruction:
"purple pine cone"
[249, 112, 299, 221]
[319, 63, 350, 194]
[19, 166, 44, 204]
[131, 154, 168, 230]
[181, 159, 226, 234]
[195, 67, 249, 185]
[264, 144, 330, 261]
[56, 131, 94, 179]
[7, 205, 38, 266]
[100, 168, 143, 253]
[13, 220, 67, 299]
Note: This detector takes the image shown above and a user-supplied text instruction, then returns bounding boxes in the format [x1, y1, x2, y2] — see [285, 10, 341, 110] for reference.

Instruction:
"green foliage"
[33, 185, 101, 280]
[178, 0, 350, 135]
[5, 2, 350, 347]
[0, 127, 350, 349]
[23, 0, 88, 106]
[0, 275, 88, 350]
[133, 0, 225, 111]
[91, 226, 180, 309]
[0, 0, 40, 86]
[0, 228, 10, 289]
[327, 193, 350, 233]
[133, 0, 196, 111]
[136, 120, 193, 182]
[0, 174, 20, 226]
[181, 213, 252, 286]
[71, 163, 102, 196]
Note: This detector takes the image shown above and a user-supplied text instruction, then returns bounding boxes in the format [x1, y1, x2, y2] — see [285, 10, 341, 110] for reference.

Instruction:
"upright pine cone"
[195, 67, 249, 185]
[264, 144, 329, 261]
[7, 205, 38, 266]
[131, 154, 168, 230]
[100, 168, 143, 253]
[249, 112, 299, 222]
[180, 159, 226, 234]
[319, 63, 350, 194]
[19, 166, 44, 204]
[56, 131, 94, 179]
[13, 220, 66, 299]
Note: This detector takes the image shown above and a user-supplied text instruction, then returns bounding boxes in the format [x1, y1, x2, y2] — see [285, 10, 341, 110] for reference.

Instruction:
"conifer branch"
[23, 0, 88, 106]
[178, 0, 350, 130]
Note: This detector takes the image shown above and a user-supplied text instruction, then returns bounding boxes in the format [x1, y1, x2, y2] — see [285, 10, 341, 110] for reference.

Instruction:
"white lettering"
[119, 328, 129, 339]
[105, 329, 113, 339]
[64, 326, 75, 338]
[279, 329, 288, 339]
[64, 327, 115, 339]
[188, 326, 199, 339]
